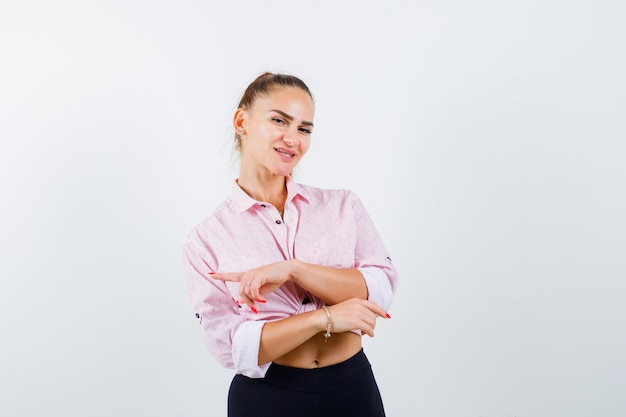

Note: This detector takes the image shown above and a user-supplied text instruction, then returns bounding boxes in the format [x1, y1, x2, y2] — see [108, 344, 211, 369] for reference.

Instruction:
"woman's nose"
[282, 129, 299, 147]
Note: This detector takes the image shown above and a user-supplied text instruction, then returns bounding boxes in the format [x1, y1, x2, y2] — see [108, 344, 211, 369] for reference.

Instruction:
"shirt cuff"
[231, 320, 271, 378]
[359, 267, 394, 311]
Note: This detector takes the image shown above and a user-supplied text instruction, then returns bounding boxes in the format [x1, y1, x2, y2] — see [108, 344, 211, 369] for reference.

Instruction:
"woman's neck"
[237, 171, 288, 210]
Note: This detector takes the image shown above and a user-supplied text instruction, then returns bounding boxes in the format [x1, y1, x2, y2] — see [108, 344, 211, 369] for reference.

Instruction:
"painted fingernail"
[208, 272, 215, 275]
[256, 298, 266, 303]
[251, 306, 258, 314]
[385, 313, 391, 319]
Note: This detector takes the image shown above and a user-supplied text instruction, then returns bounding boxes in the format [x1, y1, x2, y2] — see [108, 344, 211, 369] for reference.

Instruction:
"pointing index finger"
[209, 272, 243, 283]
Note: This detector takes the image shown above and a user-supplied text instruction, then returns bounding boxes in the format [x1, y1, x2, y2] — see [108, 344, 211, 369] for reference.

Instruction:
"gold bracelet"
[322, 306, 333, 342]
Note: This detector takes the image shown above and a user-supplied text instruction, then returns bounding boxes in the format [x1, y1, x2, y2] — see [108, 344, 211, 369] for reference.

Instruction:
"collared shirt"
[182, 177, 399, 378]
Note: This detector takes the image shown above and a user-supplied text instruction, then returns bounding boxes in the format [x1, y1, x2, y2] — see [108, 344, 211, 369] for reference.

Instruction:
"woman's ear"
[233, 108, 246, 134]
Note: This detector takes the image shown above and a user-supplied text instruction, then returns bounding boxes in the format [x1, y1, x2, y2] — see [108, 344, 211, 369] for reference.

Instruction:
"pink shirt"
[182, 177, 399, 378]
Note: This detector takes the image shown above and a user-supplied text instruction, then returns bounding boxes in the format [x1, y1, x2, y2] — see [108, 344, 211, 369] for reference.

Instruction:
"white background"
[1, 1, 625, 416]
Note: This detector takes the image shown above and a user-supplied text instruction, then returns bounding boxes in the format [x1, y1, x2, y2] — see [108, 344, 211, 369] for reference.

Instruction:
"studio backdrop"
[1, 1, 625, 416]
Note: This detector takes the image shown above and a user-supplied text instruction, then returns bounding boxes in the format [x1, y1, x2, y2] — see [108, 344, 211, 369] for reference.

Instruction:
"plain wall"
[1, 1, 625, 416]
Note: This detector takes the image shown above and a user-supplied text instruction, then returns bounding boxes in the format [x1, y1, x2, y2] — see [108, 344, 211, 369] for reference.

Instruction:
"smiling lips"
[274, 147, 296, 160]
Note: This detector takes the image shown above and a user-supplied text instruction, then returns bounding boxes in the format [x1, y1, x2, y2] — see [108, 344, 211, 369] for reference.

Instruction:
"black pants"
[228, 349, 386, 417]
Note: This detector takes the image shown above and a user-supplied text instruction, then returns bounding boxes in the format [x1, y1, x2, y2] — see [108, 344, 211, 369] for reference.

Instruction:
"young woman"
[183, 72, 399, 417]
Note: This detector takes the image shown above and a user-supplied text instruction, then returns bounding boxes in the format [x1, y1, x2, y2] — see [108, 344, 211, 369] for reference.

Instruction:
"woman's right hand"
[322, 298, 391, 338]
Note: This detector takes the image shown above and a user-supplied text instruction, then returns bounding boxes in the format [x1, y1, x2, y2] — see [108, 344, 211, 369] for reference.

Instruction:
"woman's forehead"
[251, 87, 315, 118]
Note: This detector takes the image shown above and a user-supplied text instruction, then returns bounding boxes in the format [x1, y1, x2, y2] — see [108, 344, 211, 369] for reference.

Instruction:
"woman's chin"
[273, 165, 296, 177]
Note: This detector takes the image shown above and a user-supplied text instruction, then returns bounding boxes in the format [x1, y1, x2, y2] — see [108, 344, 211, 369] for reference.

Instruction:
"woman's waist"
[262, 347, 372, 393]
[272, 331, 362, 369]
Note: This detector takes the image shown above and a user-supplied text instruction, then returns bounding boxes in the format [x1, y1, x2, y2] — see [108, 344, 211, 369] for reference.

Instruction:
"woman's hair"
[234, 72, 314, 151]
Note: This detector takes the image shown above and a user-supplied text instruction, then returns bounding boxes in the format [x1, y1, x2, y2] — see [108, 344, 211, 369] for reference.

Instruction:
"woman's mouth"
[274, 147, 296, 160]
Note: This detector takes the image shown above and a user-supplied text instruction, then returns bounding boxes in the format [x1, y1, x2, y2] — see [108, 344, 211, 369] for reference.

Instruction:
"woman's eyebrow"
[271, 109, 314, 127]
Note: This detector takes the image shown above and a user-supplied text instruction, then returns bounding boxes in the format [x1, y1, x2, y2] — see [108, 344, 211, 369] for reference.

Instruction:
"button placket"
[259, 202, 284, 224]
[285, 204, 298, 260]
[258, 201, 289, 255]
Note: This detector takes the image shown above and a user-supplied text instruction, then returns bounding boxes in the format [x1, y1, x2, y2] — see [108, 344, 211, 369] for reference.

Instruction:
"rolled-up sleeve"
[351, 194, 399, 311]
[231, 321, 270, 378]
[182, 238, 270, 378]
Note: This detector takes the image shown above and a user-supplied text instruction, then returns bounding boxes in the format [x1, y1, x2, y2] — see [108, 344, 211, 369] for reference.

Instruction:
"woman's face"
[236, 87, 315, 177]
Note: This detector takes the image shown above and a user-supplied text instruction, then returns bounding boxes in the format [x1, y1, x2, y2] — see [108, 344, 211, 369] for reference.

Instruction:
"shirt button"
[195, 313, 200, 319]
[260, 204, 267, 208]
[275, 220, 282, 225]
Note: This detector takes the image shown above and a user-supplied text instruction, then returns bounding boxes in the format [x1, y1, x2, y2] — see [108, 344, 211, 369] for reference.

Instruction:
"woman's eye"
[299, 127, 312, 134]
[272, 117, 285, 125]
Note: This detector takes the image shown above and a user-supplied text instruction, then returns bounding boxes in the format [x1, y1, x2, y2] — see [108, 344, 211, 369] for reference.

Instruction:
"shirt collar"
[286, 176, 310, 204]
[230, 176, 310, 213]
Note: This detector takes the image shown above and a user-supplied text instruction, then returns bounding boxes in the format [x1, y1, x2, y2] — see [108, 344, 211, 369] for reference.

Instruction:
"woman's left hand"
[210, 261, 295, 311]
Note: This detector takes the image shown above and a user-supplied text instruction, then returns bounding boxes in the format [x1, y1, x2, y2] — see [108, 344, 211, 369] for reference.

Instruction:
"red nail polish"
[251, 306, 258, 314]
[257, 298, 266, 303]
[208, 272, 215, 275]
[385, 313, 391, 319]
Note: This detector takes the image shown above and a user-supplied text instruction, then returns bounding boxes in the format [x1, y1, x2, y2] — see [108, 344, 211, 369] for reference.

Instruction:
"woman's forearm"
[258, 309, 326, 365]
[258, 297, 388, 365]
[289, 260, 368, 305]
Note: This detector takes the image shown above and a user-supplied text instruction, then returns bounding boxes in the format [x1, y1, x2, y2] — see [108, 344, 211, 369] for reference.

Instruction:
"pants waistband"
[259, 349, 371, 393]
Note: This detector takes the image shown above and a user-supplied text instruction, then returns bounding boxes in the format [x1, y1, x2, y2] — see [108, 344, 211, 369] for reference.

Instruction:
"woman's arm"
[211, 192, 398, 311]
[258, 307, 325, 364]
[258, 298, 389, 365]
[290, 260, 367, 304]
[211, 260, 366, 309]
